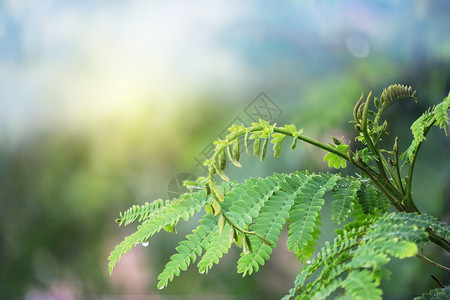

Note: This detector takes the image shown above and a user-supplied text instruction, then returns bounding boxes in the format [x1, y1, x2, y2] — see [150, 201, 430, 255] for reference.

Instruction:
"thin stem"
[220, 211, 250, 234]
[349, 154, 405, 211]
[431, 275, 445, 288]
[273, 128, 350, 161]
[427, 228, 450, 253]
[378, 150, 395, 180]
[363, 130, 389, 181]
[416, 253, 450, 272]
[394, 149, 405, 194]
[405, 119, 436, 202]
[220, 211, 271, 244]
[378, 151, 406, 195]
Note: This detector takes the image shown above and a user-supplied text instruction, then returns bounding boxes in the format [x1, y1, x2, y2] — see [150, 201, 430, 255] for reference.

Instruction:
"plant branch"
[427, 229, 450, 253]
[393, 141, 405, 194]
[220, 210, 272, 245]
[273, 128, 350, 161]
[405, 118, 436, 203]
[416, 253, 450, 272]
[349, 154, 406, 211]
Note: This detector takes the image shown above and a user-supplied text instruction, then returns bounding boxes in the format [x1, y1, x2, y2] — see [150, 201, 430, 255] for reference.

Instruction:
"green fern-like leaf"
[369, 212, 450, 241]
[271, 132, 286, 158]
[227, 177, 279, 227]
[108, 191, 209, 274]
[234, 172, 310, 276]
[357, 183, 378, 215]
[341, 269, 383, 300]
[285, 226, 367, 299]
[116, 199, 168, 226]
[197, 223, 231, 274]
[332, 179, 361, 224]
[157, 214, 217, 289]
[379, 84, 417, 113]
[355, 181, 390, 217]
[158, 175, 283, 286]
[323, 143, 349, 169]
[287, 174, 340, 261]
[237, 188, 297, 275]
[284, 211, 445, 299]
[232, 136, 240, 162]
[253, 137, 261, 157]
[197, 177, 281, 274]
[402, 112, 431, 162]
[411, 113, 429, 143]
[402, 93, 449, 162]
[414, 286, 450, 300]
[434, 92, 449, 135]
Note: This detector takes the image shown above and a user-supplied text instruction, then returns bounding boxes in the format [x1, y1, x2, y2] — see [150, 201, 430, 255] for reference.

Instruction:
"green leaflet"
[285, 211, 445, 299]
[271, 132, 286, 158]
[261, 138, 269, 162]
[286, 174, 339, 261]
[332, 179, 361, 224]
[371, 212, 450, 240]
[434, 92, 449, 135]
[285, 227, 366, 299]
[323, 143, 349, 169]
[357, 183, 384, 215]
[227, 176, 280, 228]
[108, 191, 209, 274]
[232, 136, 240, 162]
[414, 286, 450, 300]
[196, 177, 280, 275]
[237, 189, 296, 275]
[197, 223, 231, 274]
[236, 173, 306, 276]
[341, 269, 383, 300]
[116, 199, 168, 226]
[379, 84, 417, 113]
[157, 214, 217, 289]
[253, 137, 261, 157]
[218, 148, 227, 170]
[402, 93, 449, 162]
[158, 175, 282, 288]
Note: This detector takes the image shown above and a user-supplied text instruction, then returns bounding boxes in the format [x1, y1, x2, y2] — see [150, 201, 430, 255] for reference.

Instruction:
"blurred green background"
[0, 1, 449, 299]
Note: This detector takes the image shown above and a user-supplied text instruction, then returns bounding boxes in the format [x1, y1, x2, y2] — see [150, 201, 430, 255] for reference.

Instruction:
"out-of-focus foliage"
[0, 0, 449, 298]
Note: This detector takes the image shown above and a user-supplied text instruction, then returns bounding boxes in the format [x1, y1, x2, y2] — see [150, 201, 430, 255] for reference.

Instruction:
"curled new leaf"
[226, 144, 242, 168]
[271, 132, 286, 158]
[214, 162, 229, 182]
[379, 84, 417, 113]
[253, 137, 261, 157]
[218, 148, 227, 170]
[261, 138, 268, 162]
[232, 137, 240, 162]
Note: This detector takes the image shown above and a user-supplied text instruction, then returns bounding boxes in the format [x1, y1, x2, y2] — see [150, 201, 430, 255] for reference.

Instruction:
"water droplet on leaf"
[158, 284, 165, 290]
[142, 241, 149, 247]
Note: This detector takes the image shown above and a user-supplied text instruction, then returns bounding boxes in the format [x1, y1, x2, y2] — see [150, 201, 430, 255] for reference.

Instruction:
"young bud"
[218, 149, 226, 170]
[218, 214, 225, 234]
[393, 137, 398, 153]
[331, 136, 341, 145]
[355, 150, 363, 164]
[353, 93, 364, 122]
[388, 158, 395, 166]
[374, 97, 380, 109]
